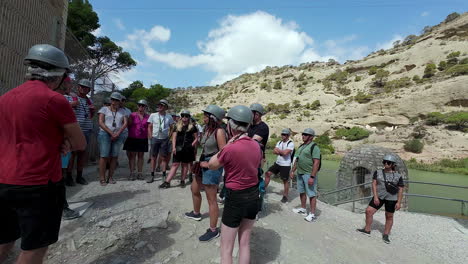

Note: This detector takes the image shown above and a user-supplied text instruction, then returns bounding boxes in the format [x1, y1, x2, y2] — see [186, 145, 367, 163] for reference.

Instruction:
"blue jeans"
[98, 131, 126, 158]
[202, 156, 223, 185]
[296, 174, 318, 198]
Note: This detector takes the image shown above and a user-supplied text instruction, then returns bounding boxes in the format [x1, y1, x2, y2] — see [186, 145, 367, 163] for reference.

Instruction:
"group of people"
[0, 43, 405, 264]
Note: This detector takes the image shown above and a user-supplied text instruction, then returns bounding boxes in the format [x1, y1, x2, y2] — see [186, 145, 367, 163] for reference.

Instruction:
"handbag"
[382, 170, 399, 195]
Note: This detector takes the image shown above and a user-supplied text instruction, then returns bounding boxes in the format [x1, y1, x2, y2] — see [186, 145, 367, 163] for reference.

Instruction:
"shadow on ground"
[250, 227, 281, 264]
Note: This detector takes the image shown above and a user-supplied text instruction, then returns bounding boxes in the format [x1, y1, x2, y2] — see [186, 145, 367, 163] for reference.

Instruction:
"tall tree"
[67, 0, 100, 48]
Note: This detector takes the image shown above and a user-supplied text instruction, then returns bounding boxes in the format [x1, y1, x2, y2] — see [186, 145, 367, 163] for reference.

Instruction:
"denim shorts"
[82, 129, 93, 145]
[296, 174, 318, 198]
[202, 155, 223, 185]
[98, 131, 126, 158]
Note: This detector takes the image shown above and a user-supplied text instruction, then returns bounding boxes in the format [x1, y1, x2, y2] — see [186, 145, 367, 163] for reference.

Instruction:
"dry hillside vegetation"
[175, 12, 468, 162]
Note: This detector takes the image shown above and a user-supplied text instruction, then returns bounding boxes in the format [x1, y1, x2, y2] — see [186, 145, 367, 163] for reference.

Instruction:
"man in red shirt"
[0, 44, 86, 264]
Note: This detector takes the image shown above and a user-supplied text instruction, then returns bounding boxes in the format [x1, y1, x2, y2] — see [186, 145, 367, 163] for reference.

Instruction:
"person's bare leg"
[264, 171, 272, 188]
[137, 152, 144, 174]
[309, 196, 317, 214]
[383, 212, 394, 235]
[0, 242, 15, 263]
[191, 175, 202, 214]
[283, 180, 289, 197]
[220, 223, 239, 264]
[164, 163, 180, 183]
[128, 152, 136, 174]
[151, 155, 158, 173]
[204, 185, 219, 230]
[364, 206, 377, 232]
[67, 152, 76, 174]
[99, 157, 108, 182]
[299, 193, 307, 209]
[76, 150, 86, 174]
[237, 219, 256, 264]
[160, 156, 168, 174]
[180, 163, 188, 181]
[108, 157, 118, 181]
[16, 246, 48, 264]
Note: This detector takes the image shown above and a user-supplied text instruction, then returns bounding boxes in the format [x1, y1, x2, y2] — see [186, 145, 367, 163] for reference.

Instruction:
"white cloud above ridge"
[376, 34, 403, 50]
[114, 18, 126, 30]
[421, 11, 430, 17]
[118, 25, 171, 50]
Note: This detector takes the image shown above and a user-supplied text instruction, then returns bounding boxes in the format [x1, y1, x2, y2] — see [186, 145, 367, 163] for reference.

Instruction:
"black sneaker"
[280, 196, 288, 203]
[146, 175, 154, 183]
[65, 175, 75, 187]
[184, 211, 202, 221]
[356, 228, 371, 236]
[159, 181, 170, 189]
[62, 207, 80, 220]
[76, 176, 88, 185]
[180, 180, 186, 188]
[199, 228, 220, 242]
[382, 234, 390, 244]
[151, 171, 155, 177]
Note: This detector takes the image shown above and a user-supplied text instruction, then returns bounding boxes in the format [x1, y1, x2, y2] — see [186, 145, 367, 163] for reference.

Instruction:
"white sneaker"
[292, 207, 307, 216]
[304, 213, 317, 222]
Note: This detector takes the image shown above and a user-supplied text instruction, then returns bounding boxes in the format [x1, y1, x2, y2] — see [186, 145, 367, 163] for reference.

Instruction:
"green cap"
[383, 154, 397, 163]
[203, 104, 226, 120]
[281, 128, 291, 135]
[24, 44, 70, 70]
[250, 103, 266, 115]
[227, 105, 253, 124]
[110, 92, 122, 101]
[302, 128, 315, 136]
[78, 79, 92, 89]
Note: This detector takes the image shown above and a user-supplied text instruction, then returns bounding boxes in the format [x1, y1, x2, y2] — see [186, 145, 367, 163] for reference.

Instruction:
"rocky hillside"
[174, 12, 468, 162]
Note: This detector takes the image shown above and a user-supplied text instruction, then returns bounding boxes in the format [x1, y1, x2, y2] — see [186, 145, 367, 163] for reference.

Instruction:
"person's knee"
[366, 207, 375, 215]
[385, 212, 394, 220]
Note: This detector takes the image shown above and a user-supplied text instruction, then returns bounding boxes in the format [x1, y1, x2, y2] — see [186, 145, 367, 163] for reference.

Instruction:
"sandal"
[100, 180, 107, 186]
[108, 178, 117, 184]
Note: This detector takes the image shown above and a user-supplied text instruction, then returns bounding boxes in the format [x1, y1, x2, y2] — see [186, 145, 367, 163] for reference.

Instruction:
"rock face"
[334, 145, 409, 209]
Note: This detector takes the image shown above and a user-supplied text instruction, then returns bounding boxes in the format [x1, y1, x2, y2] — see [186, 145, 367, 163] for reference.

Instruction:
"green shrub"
[354, 91, 373, 103]
[335, 99, 344, 105]
[260, 82, 268, 89]
[412, 75, 421, 81]
[273, 80, 282, 90]
[368, 66, 379, 75]
[279, 113, 287, 119]
[372, 69, 390, 87]
[296, 116, 302, 121]
[404, 139, 424, 153]
[305, 100, 320, 110]
[423, 63, 437, 78]
[302, 80, 308, 85]
[322, 80, 332, 89]
[438, 61, 447, 71]
[425, 112, 445, 125]
[447, 57, 459, 67]
[406, 157, 468, 175]
[303, 110, 311, 117]
[298, 72, 306, 81]
[446, 64, 468, 76]
[354, 75, 362, 82]
[443, 111, 468, 130]
[444, 12, 460, 23]
[384, 77, 412, 92]
[292, 99, 301, 108]
[298, 87, 306, 95]
[447, 51, 461, 59]
[459, 58, 468, 65]
[326, 70, 348, 84]
[335, 127, 370, 141]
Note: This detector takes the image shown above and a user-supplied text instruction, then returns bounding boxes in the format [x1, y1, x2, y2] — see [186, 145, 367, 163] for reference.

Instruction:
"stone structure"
[335, 144, 409, 209]
[0, 0, 68, 95]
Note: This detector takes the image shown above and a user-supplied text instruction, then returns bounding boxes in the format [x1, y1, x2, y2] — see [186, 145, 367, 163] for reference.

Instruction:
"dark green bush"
[354, 91, 373, 103]
[335, 127, 370, 141]
[438, 61, 447, 71]
[447, 51, 461, 59]
[384, 77, 412, 92]
[425, 112, 445, 125]
[354, 75, 362, 82]
[404, 139, 424, 153]
[273, 80, 282, 90]
[423, 63, 437, 78]
[459, 58, 468, 65]
[260, 83, 268, 89]
[368, 66, 379, 75]
[446, 64, 468, 76]
[443, 111, 468, 130]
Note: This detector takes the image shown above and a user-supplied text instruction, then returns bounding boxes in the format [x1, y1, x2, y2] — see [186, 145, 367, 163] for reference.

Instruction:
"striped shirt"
[74, 96, 93, 131]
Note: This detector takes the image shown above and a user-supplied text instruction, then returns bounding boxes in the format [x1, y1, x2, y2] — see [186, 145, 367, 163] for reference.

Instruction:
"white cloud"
[109, 69, 159, 89]
[114, 18, 126, 30]
[376, 34, 403, 50]
[118, 25, 171, 50]
[421, 11, 430, 17]
[92, 27, 103, 37]
[323, 34, 368, 61]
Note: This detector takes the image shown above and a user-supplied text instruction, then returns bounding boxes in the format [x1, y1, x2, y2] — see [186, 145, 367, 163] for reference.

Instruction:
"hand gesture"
[289, 171, 295, 179]
[373, 197, 380, 206]
[308, 177, 314, 186]
[395, 202, 401, 211]
[60, 140, 71, 155]
[200, 161, 209, 168]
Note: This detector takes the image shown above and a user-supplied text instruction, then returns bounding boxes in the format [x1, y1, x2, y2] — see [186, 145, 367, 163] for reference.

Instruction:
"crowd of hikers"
[0, 44, 405, 264]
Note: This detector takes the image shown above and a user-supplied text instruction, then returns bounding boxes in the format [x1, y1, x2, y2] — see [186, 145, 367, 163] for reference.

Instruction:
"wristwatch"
[310, 175, 315, 178]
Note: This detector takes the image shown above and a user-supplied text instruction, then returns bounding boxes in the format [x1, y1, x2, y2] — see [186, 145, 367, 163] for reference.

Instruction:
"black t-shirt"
[175, 125, 198, 150]
[248, 121, 269, 153]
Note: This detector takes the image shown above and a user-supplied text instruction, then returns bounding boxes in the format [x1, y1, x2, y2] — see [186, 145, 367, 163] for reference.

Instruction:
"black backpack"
[297, 142, 321, 171]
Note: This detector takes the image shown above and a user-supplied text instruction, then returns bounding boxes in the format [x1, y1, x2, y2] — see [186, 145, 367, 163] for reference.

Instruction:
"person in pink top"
[123, 99, 150, 180]
[208, 105, 262, 264]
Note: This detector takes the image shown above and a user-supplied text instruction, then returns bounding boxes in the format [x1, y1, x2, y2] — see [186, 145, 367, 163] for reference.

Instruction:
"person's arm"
[252, 135, 263, 142]
[148, 124, 153, 139]
[98, 113, 113, 135]
[127, 113, 133, 127]
[308, 159, 320, 185]
[69, 100, 79, 108]
[192, 131, 199, 147]
[395, 187, 403, 210]
[372, 177, 380, 206]
[172, 131, 177, 153]
[208, 152, 223, 170]
[279, 149, 292, 156]
[216, 128, 227, 150]
[289, 159, 297, 179]
[63, 123, 86, 152]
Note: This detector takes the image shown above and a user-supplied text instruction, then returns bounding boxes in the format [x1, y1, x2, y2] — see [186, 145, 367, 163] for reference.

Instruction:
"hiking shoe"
[382, 234, 390, 244]
[356, 228, 371, 236]
[180, 180, 186, 188]
[280, 196, 288, 203]
[76, 176, 88, 185]
[146, 175, 154, 183]
[65, 176, 75, 187]
[217, 197, 225, 205]
[199, 228, 220, 242]
[159, 181, 170, 189]
[184, 211, 202, 221]
[292, 207, 307, 216]
[156, 167, 161, 173]
[304, 213, 317, 222]
[129, 173, 136, 181]
[136, 173, 144, 180]
[62, 207, 80, 220]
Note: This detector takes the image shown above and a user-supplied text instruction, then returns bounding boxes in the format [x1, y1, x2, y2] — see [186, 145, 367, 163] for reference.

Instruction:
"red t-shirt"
[0, 80, 77, 185]
[218, 137, 262, 191]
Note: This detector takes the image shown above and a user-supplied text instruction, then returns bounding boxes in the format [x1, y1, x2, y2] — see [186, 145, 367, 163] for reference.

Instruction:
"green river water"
[265, 156, 468, 218]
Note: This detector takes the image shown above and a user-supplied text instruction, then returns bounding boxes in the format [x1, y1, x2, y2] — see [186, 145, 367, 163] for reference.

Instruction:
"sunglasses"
[181, 114, 190, 118]
[138, 104, 146, 107]
[383, 161, 395, 165]
[302, 133, 311, 137]
[281, 134, 289, 136]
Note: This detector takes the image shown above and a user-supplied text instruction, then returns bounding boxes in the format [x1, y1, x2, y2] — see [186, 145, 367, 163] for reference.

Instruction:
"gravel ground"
[5, 154, 468, 264]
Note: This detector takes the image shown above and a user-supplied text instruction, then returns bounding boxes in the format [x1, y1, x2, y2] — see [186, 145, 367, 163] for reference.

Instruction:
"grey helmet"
[103, 98, 112, 104]
[24, 44, 70, 71]
[78, 79, 92, 89]
[203, 104, 225, 120]
[302, 128, 316, 136]
[383, 154, 398, 163]
[227, 105, 253, 124]
[180, 109, 191, 116]
[137, 99, 148, 106]
[121, 95, 127, 101]
[110, 92, 122, 101]
[158, 99, 169, 107]
[250, 103, 266, 115]
[281, 128, 291, 135]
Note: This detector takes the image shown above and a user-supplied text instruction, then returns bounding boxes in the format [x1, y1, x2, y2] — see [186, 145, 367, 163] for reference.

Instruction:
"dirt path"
[6, 154, 467, 264]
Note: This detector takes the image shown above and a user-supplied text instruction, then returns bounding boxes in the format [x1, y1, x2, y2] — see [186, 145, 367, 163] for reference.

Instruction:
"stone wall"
[0, 0, 68, 95]
[335, 144, 409, 209]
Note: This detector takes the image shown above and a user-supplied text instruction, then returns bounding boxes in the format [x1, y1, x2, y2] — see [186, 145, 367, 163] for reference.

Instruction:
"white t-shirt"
[147, 112, 174, 139]
[275, 139, 295, 166]
[98, 106, 127, 133]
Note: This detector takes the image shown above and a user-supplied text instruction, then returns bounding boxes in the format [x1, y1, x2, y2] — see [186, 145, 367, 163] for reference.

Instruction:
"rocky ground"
[5, 154, 468, 264]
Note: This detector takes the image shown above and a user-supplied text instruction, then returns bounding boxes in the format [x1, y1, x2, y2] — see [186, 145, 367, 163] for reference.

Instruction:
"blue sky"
[89, 0, 467, 89]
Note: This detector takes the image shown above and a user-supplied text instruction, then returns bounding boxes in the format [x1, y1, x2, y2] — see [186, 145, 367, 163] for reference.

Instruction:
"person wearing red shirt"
[0, 44, 86, 264]
[208, 105, 262, 264]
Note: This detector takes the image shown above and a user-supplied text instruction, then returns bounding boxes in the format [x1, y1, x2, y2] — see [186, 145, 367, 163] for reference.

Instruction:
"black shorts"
[369, 197, 397, 213]
[151, 138, 170, 157]
[172, 147, 196, 163]
[0, 181, 65, 250]
[123, 137, 149, 152]
[222, 185, 260, 228]
[267, 163, 291, 181]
